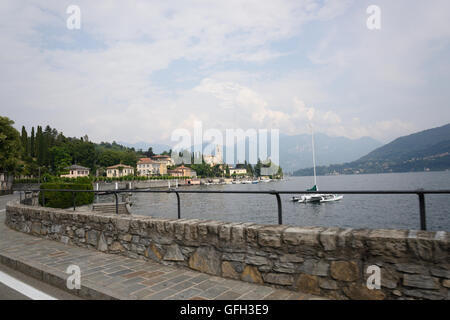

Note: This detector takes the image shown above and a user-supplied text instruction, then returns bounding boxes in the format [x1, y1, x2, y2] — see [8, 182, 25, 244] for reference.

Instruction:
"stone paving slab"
[0, 209, 326, 300]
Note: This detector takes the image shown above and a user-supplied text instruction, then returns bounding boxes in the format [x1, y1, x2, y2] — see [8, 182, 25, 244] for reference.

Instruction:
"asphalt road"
[0, 192, 81, 300]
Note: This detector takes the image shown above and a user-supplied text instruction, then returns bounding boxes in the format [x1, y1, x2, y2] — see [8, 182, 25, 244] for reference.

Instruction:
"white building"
[203, 145, 223, 166]
[229, 167, 247, 175]
[106, 164, 134, 178]
[60, 165, 90, 178]
[137, 158, 167, 176]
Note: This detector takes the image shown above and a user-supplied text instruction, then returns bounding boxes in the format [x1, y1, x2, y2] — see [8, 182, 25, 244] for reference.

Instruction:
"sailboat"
[292, 125, 343, 204]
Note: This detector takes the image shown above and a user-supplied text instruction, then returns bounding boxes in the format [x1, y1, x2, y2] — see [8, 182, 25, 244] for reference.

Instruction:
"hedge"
[39, 183, 94, 209]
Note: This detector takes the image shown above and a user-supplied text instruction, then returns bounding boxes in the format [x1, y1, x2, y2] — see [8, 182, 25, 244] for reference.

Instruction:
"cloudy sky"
[1, 0, 449, 145]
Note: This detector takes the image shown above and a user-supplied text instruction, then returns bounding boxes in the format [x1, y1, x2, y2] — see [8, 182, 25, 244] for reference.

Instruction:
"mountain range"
[120, 133, 382, 173]
[294, 123, 450, 176]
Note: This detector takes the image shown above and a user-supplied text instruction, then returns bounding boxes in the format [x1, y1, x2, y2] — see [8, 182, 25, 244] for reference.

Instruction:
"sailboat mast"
[311, 125, 317, 189]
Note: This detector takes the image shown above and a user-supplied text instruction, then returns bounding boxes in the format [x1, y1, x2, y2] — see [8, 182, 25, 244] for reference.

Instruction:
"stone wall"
[5, 201, 449, 300]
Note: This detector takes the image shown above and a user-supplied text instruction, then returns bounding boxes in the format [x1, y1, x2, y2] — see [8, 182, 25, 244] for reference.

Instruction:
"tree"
[0, 116, 23, 173]
[36, 125, 44, 165]
[144, 147, 155, 157]
[49, 146, 72, 174]
[30, 127, 35, 157]
[21, 126, 28, 156]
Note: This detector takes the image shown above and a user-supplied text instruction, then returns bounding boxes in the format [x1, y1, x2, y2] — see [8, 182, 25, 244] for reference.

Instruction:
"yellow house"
[106, 164, 134, 178]
[60, 165, 90, 178]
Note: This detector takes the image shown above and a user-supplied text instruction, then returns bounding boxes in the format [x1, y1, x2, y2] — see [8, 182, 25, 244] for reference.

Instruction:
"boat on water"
[252, 180, 259, 184]
[293, 125, 342, 204]
[294, 193, 343, 203]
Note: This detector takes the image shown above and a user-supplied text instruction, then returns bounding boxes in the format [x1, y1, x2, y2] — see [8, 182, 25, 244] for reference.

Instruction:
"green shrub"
[39, 182, 94, 209]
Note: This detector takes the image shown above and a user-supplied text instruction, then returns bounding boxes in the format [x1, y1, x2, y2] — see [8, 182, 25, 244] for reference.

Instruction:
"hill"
[293, 123, 450, 176]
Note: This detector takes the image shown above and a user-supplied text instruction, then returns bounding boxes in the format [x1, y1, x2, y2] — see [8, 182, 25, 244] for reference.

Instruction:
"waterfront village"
[59, 145, 282, 186]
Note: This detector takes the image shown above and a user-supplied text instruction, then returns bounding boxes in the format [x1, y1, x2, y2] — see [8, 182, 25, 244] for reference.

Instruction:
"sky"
[1, 0, 449, 146]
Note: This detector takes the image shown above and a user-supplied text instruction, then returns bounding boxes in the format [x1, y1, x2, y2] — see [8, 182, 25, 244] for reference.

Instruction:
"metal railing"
[16, 188, 450, 231]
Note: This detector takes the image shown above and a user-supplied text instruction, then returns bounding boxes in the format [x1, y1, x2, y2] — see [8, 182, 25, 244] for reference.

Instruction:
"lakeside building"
[203, 145, 223, 167]
[60, 165, 90, 178]
[229, 167, 247, 175]
[137, 158, 167, 176]
[150, 155, 175, 167]
[106, 164, 134, 178]
[168, 165, 197, 178]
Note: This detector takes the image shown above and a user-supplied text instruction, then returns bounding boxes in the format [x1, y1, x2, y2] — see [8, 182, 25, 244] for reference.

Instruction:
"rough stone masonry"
[5, 201, 450, 300]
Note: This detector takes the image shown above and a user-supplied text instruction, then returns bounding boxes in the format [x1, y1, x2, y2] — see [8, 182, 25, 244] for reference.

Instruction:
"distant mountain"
[121, 133, 381, 173]
[278, 133, 382, 173]
[294, 123, 450, 176]
[118, 141, 172, 154]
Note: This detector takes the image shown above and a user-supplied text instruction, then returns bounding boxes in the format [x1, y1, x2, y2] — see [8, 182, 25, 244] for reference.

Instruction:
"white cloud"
[0, 0, 449, 147]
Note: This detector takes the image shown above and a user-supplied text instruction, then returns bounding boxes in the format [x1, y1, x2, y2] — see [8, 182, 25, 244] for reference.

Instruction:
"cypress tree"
[30, 127, 35, 157]
[37, 126, 44, 165]
[21, 126, 28, 156]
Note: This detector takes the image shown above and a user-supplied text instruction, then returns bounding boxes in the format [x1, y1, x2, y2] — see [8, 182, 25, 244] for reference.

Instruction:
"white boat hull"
[294, 194, 343, 203]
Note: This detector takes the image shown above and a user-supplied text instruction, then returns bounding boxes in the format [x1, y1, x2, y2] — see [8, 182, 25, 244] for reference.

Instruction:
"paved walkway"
[0, 203, 324, 300]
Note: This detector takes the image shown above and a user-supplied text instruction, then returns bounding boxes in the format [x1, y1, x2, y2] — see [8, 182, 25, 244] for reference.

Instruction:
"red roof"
[138, 158, 157, 164]
[151, 155, 171, 159]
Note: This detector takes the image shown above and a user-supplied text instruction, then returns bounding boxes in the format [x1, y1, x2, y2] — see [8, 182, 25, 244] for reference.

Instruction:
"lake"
[120, 171, 450, 231]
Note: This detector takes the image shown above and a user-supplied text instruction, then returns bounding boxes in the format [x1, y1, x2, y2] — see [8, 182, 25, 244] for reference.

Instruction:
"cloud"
[0, 0, 449, 147]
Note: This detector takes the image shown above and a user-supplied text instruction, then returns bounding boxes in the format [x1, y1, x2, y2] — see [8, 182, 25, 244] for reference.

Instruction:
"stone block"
[263, 273, 294, 286]
[222, 252, 245, 262]
[295, 274, 320, 295]
[31, 221, 41, 235]
[188, 246, 221, 275]
[258, 226, 287, 248]
[230, 223, 246, 247]
[115, 218, 130, 233]
[403, 274, 440, 289]
[97, 233, 108, 252]
[245, 255, 269, 266]
[299, 259, 329, 276]
[145, 243, 163, 261]
[86, 230, 99, 246]
[278, 254, 304, 263]
[319, 278, 338, 290]
[240, 265, 263, 284]
[430, 267, 450, 279]
[330, 261, 359, 281]
[395, 263, 429, 274]
[184, 220, 200, 242]
[343, 284, 385, 300]
[282, 227, 323, 247]
[75, 228, 85, 238]
[163, 244, 185, 261]
[221, 261, 240, 280]
[319, 227, 341, 251]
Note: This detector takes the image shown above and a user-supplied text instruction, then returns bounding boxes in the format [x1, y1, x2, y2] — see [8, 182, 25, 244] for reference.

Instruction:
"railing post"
[274, 192, 282, 225]
[418, 192, 426, 231]
[73, 192, 76, 211]
[175, 191, 181, 219]
[113, 192, 119, 214]
[20, 191, 22, 203]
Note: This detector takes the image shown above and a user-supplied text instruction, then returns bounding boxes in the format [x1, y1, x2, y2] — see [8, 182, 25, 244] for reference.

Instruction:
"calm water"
[109, 172, 450, 231]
